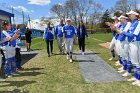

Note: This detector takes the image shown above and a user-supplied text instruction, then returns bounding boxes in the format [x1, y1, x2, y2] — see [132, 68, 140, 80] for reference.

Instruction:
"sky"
[0, 0, 138, 23]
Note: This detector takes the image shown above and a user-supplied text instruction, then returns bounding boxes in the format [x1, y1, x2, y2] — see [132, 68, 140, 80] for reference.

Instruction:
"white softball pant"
[65, 38, 74, 53]
[109, 37, 116, 51]
[115, 40, 121, 56]
[5, 46, 15, 59]
[120, 41, 129, 60]
[129, 41, 140, 67]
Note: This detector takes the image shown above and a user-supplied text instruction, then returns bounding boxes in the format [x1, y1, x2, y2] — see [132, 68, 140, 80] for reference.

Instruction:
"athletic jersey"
[63, 25, 76, 38]
[1, 30, 16, 46]
[122, 19, 140, 42]
[117, 22, 131, 41]
[56, 24, 64, 37]
[43, 27, 54, 40]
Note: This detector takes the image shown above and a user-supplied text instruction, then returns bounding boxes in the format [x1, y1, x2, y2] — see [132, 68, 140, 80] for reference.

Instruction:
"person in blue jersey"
[77, 21, 88, 55]
[108, 16, 119, 61]
[63, 19, 76, 63]
[1, 21, 20, 78]
[116, 10, 140, 86]
[56, 19, 65, 54]
[43, 22, 55, 57]
[115, 15, 132, 77]
[106, 17, 121, 65]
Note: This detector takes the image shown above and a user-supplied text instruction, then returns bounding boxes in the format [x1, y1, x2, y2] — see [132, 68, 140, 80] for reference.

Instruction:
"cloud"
[27, 0, 51, 6]
[13, 6, 34, 13]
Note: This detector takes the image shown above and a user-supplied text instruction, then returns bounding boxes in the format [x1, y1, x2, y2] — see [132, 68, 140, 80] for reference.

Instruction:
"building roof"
[0, 9, 14, 17]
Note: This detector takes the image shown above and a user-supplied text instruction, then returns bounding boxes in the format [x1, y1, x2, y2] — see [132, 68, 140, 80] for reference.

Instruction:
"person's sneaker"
[70, 59, 73, 63]
[132, 80, 140, 86]
[118, 70, 126, 73]
[109, 57, 114, 61]
[7, 75, 12, 78]
[79, 50, 82, 54]
[67, 54, 69, 59]
[127, 77, 137, 82]
[115, 63, 121, 66]
[116, 61, 120, 64]
[122, 72, 131, 77]
[17, 67, 24, 71]
[118, 67, 123, 71]
[82, 52, 85, 55]
[0, 78, 6, 81]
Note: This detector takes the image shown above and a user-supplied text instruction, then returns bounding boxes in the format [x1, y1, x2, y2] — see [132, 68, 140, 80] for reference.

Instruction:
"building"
[0, 9, 14, 33]
[27, 19, 46, 31]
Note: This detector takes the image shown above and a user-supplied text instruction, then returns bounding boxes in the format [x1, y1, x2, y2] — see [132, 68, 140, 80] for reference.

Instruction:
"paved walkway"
[75, 50, 125, 83]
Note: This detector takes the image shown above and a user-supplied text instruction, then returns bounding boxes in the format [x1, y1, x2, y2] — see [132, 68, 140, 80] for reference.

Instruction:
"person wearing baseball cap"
[116, 10, 140, 86]
[63, 19, 76, 63]
[115, 15, 132, 77]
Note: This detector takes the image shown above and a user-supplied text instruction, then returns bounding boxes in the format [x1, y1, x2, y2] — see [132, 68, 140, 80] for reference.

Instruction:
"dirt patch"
[99, 42, 110, 49]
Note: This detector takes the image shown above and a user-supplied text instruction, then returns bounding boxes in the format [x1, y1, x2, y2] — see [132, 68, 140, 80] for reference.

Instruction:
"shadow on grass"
[73, 52, 100, 55]
[23, 68, 44, 71]
[73, 59, 95, 63]
[0, 89, 29, 93]
[13, 71, 45, 77]
[0, 80, 36, 88]
[21, 53, 38, 66]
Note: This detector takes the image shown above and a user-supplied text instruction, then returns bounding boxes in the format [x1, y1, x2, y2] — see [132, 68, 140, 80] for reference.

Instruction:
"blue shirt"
[114, 33, 119, 40]
[1, 30, 16, 46]
[122, 19, 140, 42]
[56, 24, 64, 37]
[117, 23, 128, 41]
[44, 27, 54, 40]
[63, 25, 76, 38]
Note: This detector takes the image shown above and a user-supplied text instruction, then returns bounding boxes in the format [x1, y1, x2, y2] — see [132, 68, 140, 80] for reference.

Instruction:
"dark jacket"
[77, 26, 88, 38]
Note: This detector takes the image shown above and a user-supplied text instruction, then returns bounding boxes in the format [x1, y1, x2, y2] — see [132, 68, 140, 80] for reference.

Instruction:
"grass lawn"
[0, 33, 140, 93]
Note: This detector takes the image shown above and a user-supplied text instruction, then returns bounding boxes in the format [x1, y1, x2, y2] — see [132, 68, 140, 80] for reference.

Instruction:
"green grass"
[0, 33, 140, 93]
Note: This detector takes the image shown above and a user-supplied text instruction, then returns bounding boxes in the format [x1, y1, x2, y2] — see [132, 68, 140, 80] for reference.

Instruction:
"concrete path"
[75, 50, 125, 83]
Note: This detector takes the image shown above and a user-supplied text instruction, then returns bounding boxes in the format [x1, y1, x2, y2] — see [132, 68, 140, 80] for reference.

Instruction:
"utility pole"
[22, 11, 25, 25]
[28, 15, 31, 29]
[12, 7, 15, 24]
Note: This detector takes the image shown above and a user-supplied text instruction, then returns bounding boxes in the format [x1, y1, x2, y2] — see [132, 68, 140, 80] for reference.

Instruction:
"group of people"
[106, 10, 140, 86]
[43, 19, 88, 63]
[0, 21, 32, 81]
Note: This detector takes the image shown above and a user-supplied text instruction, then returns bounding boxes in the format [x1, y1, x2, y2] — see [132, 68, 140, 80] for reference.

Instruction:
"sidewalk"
[75, 50, 125, 83]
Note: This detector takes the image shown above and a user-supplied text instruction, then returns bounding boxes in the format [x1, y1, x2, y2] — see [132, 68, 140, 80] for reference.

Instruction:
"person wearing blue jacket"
[63, 19, 76, 63]
[56, 20, 65, 54]
[116, 10, 140, 86]
[77, 21, 88, 55]
[43, 22, 54, 57]
[1, 21, 20, 78]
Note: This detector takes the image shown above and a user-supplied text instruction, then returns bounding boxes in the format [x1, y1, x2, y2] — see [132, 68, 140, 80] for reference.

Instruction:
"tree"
[115, 0, 129, 13]
[115, 0, 139, 13]
[65, 0, 79, 25]
[77, 0, 93, 21]
[50, 4, 64, 19]
[89, 1, 103, 28]
[101, 9, 112, 28]
[128, 0, 139, 10]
